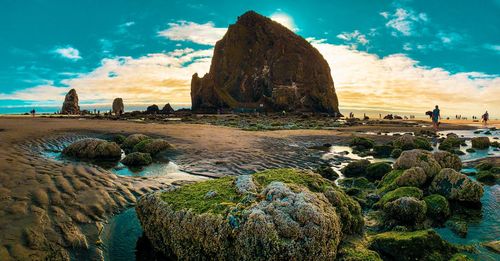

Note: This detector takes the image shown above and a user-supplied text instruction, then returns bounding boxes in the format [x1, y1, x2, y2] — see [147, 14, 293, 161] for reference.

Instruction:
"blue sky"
[1, 0, 499, 115]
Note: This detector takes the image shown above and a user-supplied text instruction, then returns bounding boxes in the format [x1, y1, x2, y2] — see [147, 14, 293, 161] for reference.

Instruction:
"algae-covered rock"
[393, 134, 432, 151]
[393, 149, 441, 178]
[133, 138, 173, 155]
[377, 170, 404, 194]
[337, 239, 382, 261]
[110, 134, 126, 145]
[445, 219, 468, 238]
[476, 170, 498, 184]
[316, 164, 339, 181]
[121, 152, 152, 167]
[430, 168, 484, 203]
[341, 159, 370, 177]
[136, 169, 363, 260]
[433, 151, 462, 171]
[395, 167, 427, 187]
[62, 138, 121, 161]
[423, 194, 450, 221]
[439, 135, 462, 152]
[369, 230, 460, 261]
[365, 162, 392, 181]
[372, 144, 393, 158]
[471, 137, 490, 149]
[349, 137, 375, 151]
[121, 134, 151, 152]
[383, 196, 427, 225]
[391, 148, 402, 158]
[379, 186, 423, 206]
[449, 253, 474, 260]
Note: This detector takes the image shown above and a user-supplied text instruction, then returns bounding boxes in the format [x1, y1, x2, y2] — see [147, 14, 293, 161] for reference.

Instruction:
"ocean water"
[0, 104, 190, 115]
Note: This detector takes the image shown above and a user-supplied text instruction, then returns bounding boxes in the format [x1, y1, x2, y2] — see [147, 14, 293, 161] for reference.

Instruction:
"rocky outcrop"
[61, 89, 80, 114]
[191, 11, 340, 114]
[62, 138, 121, 161]
[112, 98, 124, 115]
[146, 105, 159, 114]
[430, 168, 483, 203]
[160, 103, 175, 114]
[136, 169, 362, 260]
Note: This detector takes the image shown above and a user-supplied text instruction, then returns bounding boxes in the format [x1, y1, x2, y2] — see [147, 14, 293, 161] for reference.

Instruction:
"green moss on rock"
[369, 230, 459, 261]
[379, 186, 422, 206]
[471, 137, 490, 149]
[366, 162, 392, 181]
[433, 151, 462, 171]
[383, 196, 427, 225]
[121, 152, 153, 167]
[341, 160, 371, 177]
[430, 168, 484, 203]
[393, 150, 442, 178]
[350, 137, 375, 151]
[133, 138, 173, 155]
[395, 167, 427, 187]
[121, 134, 151, 152]
[424, 194, 450, 221]
[62, 138, 122, 161]
[377, 170, 404, 194]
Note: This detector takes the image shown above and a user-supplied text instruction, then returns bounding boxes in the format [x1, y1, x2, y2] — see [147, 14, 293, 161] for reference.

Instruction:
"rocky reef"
[136, 169, 362, 260]
[191, 11, 340, 114]
[61, 89, 80, 114]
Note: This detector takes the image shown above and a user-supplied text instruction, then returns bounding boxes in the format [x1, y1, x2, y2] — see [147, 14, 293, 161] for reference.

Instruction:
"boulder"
[369, 230, 460, 260]
[112, 98, 124, 115]
[365, 162, 392, 181]
[393, 150, 441, 178]
[378, 186, 423, 206]
[341, 159, 370, 177]
[133, 139, 173, 155]
[191, 11, 340, 114]
[121, 134, 151, 152]
[471, 137, 490, 149]
[136, 169, 362, 260]
[62, 138, 121, 161]
[423, 194, 450, 221]
[439, 135, 462, 152]
[146, 105, 160, 114]
[121, 152, 153, 167]
[383, 197, 427, 225]
[160, 103, 175, 114]
[349, 137, 374, 151]
[316, 164, 339, 181]
[372, 144, 394, 158]
[429, 168, 484, 203]
[390, 148, 402, 158]
[61, 89, 80, 114]
[393, 135, 432, 151]
[433, 151, 462, 171]
[395, 167, 427, 187]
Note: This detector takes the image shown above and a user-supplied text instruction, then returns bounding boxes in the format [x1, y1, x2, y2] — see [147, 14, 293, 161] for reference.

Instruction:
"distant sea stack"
[191, 11, 340, 115]
[112, 98, 124, 115]
[61, 89, 80, 114]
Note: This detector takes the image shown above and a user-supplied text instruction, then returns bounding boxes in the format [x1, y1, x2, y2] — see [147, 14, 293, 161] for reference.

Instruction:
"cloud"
[308, 38, 500, 115]
[437, 31, 462, 45]
[483, 44, 500, 54]
[336, 30, 369, 49]
[158, 21, 227, 46]
[270, 11, 298, 32]
[0, 48, 213, 105]
[381, 8, 428, 36]
[52, 46, 82, 60]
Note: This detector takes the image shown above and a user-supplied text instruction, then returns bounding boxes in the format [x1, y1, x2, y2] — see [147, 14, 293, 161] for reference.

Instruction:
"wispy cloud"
[483, 44, 500, 54]
[52, 46, 82, 60]
[336, 30, 369, 49]
[381, 8, 428, 36]
[158, 21, 227, 46]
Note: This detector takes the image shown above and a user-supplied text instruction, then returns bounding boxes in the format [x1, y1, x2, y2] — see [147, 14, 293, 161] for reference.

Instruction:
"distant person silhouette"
[432, 105, 441, 132]
[482, 111, 489, 126]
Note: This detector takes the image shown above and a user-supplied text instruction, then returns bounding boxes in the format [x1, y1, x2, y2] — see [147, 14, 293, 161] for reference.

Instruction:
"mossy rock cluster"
[341, 161, 392, 181]
[117, 134, 173, 167]
[393, 134, 432, 151]
[121, 152, 153, 167]
[136, 169, 363, 260]
[438, 134, 463, 152]
[469, 162, 500, 185]
[62, 138, 121, 161]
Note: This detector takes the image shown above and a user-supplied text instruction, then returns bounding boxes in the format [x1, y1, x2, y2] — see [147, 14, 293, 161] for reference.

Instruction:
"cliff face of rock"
[61, 89, 80, 114]
[191, 11, 340, 114]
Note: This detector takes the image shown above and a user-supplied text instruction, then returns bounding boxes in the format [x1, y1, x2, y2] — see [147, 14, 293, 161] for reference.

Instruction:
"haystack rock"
[191, 11, 340, 115]
[112, 98, 124, 115]
[161, 103, 175, 114]
[61, 89, 80, 114]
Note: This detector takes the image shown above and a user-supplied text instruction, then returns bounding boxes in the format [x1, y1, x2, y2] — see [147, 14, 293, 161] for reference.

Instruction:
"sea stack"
[191, 11, 340, 115]
[161, 103, 175, 114]
[112, 98, 124, 115]
[61, 89, 80, 114]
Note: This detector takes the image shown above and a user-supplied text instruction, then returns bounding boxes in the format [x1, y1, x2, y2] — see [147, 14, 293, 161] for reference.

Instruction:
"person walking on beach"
[482, 111, 489, 126]
[432, 105, 441, 131]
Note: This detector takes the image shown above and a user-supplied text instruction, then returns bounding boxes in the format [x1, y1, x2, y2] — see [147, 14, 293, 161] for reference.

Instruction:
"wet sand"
[0, 116, 486, 260]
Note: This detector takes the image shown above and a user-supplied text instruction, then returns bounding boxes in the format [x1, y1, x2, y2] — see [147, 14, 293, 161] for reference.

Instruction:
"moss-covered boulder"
[395, 167, 427, 187]
[429, 168, 484, 203]
[383, 197, 427, 225]
[337, 239, 382, 261]
[316, 164, 339, 181]
[423, 194, 450, 221]
[433, 151, 462, 171]
[372, 144, 393, 158]
[121, 134, 151, 152]
[121, 152, 152, 167]
[62, 138, 121, 161]
[393, 134, 432, 151]
[471, 137, 490, 149]
[110, 134, 126, 144]
[475, 162, 493, 171]
[445, 219, 468, 238]
[391, 148, 402, 158]
[341, 159, 370, 177]
[379, 186, 423, 206]
[393, 149, 441, 178]
[133, 138, 173, 155]
[369, 230, 460, 260]
[136, 169, 363, 260]
[365, 162, 392, 181]
[439, 135, 462, 152]
[377, 170, 404, 194]
[476, 170, 498, 184]
[350, 137, 374, 151]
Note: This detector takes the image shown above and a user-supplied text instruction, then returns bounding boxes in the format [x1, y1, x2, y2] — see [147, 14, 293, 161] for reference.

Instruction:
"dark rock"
[365, 162, 392, 181]
[61, 89, 80, 114]
[383, 197, 427, 225]
[445, 219, 468, 238]
[424, 194, 450, 222]
[121, 152, 153, 167]
[429, 168, 483, 203]
[191, 11, 340, 114]
[112, 98, 124, 115]
[121, 134, 151, 152]
[349, 137, 374, 151]
[471, 137, 490, 149]
[146, 105, 160, 114]
[372, 144, 393, 158]
[341, 159, 370, 177]
[316, 164, 339, 181]
[133, 139, 173, 156]
[160, 103, 175, 114]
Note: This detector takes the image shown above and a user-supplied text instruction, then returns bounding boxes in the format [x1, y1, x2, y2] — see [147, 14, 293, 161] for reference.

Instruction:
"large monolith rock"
[191, 11, 340, 115]
[61, 89, 80, 114]
[112, 98, 124, 115]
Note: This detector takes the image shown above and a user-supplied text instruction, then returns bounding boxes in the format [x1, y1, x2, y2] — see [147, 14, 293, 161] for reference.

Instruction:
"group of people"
[430, 105, 490, 131]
